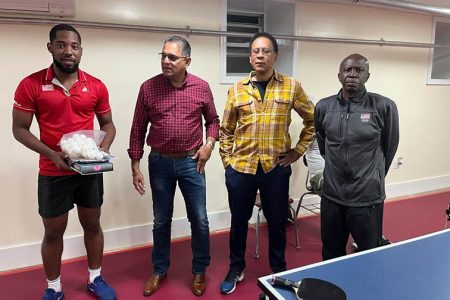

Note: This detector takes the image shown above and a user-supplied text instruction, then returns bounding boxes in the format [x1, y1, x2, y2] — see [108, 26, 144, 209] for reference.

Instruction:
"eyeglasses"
[251, 47, 273, 56]
[158, 52, 188, 62]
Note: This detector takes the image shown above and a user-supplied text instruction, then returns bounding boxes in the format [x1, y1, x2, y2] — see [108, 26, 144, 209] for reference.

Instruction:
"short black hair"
[249, 32, 278, 54]
[49, 24, 81, 44]
[164, 35, 191, 57]
[340, 53, 369, 72]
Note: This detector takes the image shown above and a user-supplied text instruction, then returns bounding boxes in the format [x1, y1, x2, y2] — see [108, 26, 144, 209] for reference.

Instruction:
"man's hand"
[278, 149, 301, 167]
[49, 151, 72, 171]
[132, 170, 146, 195]
[192, 145, 213, 174]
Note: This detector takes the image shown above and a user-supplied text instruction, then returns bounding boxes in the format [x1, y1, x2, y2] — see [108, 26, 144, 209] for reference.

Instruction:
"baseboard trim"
[1, 174, 449, 272]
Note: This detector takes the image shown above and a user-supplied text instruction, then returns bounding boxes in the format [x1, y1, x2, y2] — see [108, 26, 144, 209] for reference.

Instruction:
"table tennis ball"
[71, 145, 81, 155]
[86, 151, 97, 160]
[95, 152, 104, 160]
[81, 148, 89, 157]
[88, 139, 97, 148]
[72, 134, 81, 143]
[63, 144, 71, 153]
[79, 144, 88, 152]
[60, 140, 68, 149]
[67, 149, 76, 157]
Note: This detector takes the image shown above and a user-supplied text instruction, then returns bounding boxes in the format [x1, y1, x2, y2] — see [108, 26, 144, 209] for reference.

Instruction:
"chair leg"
[253, 207, 261, 259]
[289, 205, 301, 250]
[295, 193, 306, 219]
[295, 192, 316, 218]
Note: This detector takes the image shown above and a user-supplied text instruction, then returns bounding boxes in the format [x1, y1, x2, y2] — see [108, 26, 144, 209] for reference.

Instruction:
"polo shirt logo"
[42, 84, 54, 91]
[82, 86, 89, 92]
[361, 113, 370, 123]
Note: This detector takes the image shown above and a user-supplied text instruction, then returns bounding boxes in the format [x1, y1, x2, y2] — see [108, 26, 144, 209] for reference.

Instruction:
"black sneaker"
[352, 234, 392, 251]
[380, 235, 392, 246]
[219, 270, 244, 294]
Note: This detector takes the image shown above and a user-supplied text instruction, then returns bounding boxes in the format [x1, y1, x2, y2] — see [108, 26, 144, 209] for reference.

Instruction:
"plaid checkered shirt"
[219, 70, 315, 174]
[128, 73, 219, 160]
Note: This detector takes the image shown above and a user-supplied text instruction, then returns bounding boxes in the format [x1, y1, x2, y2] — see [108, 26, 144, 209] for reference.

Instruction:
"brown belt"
[150, 148, 197, 159]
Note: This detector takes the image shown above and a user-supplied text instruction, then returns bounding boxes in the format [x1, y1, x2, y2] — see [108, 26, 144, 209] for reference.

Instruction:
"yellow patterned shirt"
[219, 70, 315, 175]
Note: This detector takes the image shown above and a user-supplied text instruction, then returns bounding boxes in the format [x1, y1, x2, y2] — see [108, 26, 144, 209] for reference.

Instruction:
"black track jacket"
[314, 88, 399, 207]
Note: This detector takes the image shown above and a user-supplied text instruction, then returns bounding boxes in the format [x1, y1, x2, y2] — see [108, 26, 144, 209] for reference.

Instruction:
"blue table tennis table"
[258, 229, 450, 300]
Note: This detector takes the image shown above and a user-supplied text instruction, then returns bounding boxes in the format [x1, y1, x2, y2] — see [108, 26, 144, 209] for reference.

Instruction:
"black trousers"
[320, 197, 383, 260]
[225, 164, 291, 273]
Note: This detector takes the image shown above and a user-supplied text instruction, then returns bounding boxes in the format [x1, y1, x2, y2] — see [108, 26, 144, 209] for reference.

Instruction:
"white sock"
[89, 267, 101, 283]
[47, 276, 62, 292]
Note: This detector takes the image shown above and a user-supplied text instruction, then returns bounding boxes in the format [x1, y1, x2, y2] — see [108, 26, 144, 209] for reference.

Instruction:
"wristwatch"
[206, 140, 215, 150]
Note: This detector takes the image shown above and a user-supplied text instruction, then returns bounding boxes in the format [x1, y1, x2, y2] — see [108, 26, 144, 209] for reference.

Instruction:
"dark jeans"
[148, 154, 210, 275]
[321, 197, 382, 260]
[225, 163, 291, 273]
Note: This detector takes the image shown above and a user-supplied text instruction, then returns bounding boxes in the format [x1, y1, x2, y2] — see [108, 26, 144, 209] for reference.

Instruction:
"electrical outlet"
[392, 157, 403, 169]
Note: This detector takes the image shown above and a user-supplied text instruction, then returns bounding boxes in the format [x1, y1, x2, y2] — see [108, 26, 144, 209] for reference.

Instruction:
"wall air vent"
[0, 0, 75, 17]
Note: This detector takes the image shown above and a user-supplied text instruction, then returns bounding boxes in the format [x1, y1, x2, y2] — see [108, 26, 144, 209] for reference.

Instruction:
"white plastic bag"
[59, 130, 106, 161]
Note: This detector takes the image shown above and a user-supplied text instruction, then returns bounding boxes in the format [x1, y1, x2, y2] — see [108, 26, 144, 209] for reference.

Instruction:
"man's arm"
[96, 111, 116, 153]
[131, 159, 146, 195]
[314, 103, 326, 157]
[193, 84, 220, 173]
[280, 82, 315, 166]
[293, 84, 315, 154]
[128, 86, 150, 195]
[382, 100, 399, 175]
[219, 87, 238, 168]
[12, 109, 70, 171]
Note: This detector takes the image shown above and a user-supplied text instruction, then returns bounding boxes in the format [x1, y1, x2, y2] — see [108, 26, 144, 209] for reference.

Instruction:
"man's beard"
[53, 58, 79, 74]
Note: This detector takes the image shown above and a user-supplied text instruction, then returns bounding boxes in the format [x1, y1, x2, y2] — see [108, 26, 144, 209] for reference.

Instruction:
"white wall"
[0, 0, 449, 271]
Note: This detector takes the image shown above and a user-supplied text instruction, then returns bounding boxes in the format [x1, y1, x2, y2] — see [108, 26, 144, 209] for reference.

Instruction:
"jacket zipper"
[344, 101, 351, 201]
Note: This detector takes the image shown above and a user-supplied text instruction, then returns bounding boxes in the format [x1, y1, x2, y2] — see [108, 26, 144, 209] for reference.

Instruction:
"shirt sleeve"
[314, 102, 326, 156]
[202, 83, 220, 140]
[128, 84, 150, 160]
[13, 77, 37, 113]
[219, 85, 238, 168]
[292, 81, 315, 155]
[94, 81, 111, 115]
[382, 99, 399, 175]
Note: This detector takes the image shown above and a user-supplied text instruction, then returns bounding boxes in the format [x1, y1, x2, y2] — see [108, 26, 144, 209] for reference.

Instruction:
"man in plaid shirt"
[128, 36, 219, 297]
[219, 32, 314, 294]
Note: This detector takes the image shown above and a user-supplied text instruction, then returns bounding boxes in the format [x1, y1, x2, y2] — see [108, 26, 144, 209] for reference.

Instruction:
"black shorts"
[38, 174, 103, 218]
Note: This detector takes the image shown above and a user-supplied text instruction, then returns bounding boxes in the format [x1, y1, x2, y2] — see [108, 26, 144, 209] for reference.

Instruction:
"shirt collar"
[337, 87, 368, 103]
[243, 69, 282, 85]
[164, 70, 190, 88]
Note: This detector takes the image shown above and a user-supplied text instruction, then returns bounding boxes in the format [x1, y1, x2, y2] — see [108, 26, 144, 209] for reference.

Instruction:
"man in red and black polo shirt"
[12, 24, 116, 300]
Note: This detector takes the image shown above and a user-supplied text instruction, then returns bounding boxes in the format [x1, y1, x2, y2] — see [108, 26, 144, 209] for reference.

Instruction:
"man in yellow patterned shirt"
[219, 32, 314, 295]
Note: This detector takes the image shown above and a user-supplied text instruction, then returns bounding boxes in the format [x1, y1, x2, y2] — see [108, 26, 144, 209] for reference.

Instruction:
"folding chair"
[252, 194, 300, 259]
[294, 156, 321, 219]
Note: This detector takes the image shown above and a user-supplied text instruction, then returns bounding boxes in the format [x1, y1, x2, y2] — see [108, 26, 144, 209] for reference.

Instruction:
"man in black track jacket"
[314, 53, 399, 260]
